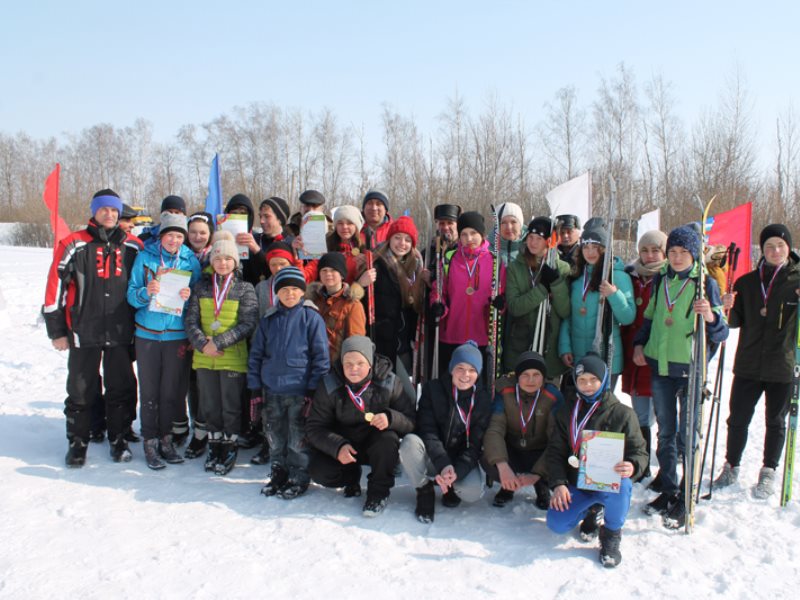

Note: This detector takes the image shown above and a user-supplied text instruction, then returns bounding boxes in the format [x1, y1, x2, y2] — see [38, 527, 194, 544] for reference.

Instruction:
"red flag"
[706, 202, 752, 284]
[42, 164, 70, 254]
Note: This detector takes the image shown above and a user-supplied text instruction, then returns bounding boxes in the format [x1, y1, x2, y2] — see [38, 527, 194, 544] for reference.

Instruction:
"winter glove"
[491, 294, 506, 311]
[539, 264, 560, 288]
[432, 302, 446, 318]
[249, 390, 263, 422]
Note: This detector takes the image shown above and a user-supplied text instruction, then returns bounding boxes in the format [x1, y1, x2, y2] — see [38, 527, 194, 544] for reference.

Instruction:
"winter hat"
[637, 230, 667, 254]
[526, 217, 553, 239]
[386, 215, 418, 247]
[584, 217, 606, 231]
[265, 241, 295, 264]
[160, 195, 186, 214]
[362, 190, 389, 211]
[341, 335, 375, 367]
[90, 189, 123, 216]
[497, 202, 524, 226]
[188, 211, 216, 234]
[261, 196, 290, 226]
[448, 341, 483, 375]
[514, 351, 547, 380]
[457, 211, 486, 238]
[556, 214, 581, 230]
[273, 266, 306, 292]
[318, 252, 348, 280]
[159, 212, 188, 237]
[299, 189, 326, 206]
[333, 205, 364, 231]
[209, 230, 240, 267]
[225, 194, 255, 230]
[434, 204, 461, 221]
[573, 352, 609, 402]
[120, 203, 138, 220]
[759, 224, 792, 250]
[667, 225, 702, 261]
[581, 223, 609, 246]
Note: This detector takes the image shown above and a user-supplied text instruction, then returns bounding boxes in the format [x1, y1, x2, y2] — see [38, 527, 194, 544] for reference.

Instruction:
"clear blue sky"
[2, 0, 797, 157]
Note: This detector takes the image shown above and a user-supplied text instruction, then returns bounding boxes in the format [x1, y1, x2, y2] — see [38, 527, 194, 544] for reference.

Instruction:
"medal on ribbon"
[759, 261, 784, 318]
[211, 273, 234, 332]
[453, 385, 476, 448]
[568, 398, 600, 468]
[663, 275, 691, 327]
[516, 385, 540, 449]
[346, 381, 372, 421]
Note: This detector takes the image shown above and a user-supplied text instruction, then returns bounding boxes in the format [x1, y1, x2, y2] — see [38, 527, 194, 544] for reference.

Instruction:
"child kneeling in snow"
[546, 354, 647, 568]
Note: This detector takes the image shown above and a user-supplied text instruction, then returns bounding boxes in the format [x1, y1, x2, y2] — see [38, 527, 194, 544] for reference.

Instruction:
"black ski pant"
[136, 338, 191, 440]
[196, 369, 244, 437]
[64, 345, 136, 443]
[725, 376, 791, 469]
[481, 444, 546, 487]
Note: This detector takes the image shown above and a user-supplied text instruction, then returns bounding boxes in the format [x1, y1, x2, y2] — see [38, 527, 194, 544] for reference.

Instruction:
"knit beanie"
[341, 335, 375, 366]
[434, 204, 461, 221]
[581, 224, 608, 246]
[265, 241, 295, 264]
[759, 224, 792, 250]
[448, 341, 483, 375]
[209, 230, 240, 267]
[160, 195, 186, 214]
[159, 212, 188, 237]
[637, 230, 668, 254]
[386, 215, 418, 247]
[457, 211, 486, 238]
[299, 189, 326, 206]
[362, 190, 389, 211]
[333, 205, 364, 232]
[273, 266, 306, 292]
[261, 196, 290, 226]
[318, 252, 348, 280]
[667, 225, 702, 261]
[573, 352, 609, 402]
[188, 211, 216, 235]
[514, 351, 547, 380]
[497, 202, 524, 226]
[526, 217, 553, 239]
[90, 189, 123, 216]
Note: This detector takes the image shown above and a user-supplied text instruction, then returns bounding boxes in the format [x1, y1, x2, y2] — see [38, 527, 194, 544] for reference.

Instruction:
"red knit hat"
[266, 241, 295, 264]
[387, 216, 418, 247]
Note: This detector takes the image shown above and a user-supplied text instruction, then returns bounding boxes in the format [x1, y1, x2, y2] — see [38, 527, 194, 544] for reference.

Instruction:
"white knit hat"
[209, 230, 240, 267]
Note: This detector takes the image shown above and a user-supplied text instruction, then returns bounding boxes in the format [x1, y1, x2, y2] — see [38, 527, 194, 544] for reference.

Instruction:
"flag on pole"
[705, 202, 752, 284]
[204, 154, 222, 218]
[545, 171, 592, 225]
[42, 164, 70, 255]
[637, 208, 660, 246]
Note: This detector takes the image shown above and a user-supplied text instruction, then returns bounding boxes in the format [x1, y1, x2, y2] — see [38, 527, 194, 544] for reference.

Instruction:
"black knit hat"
[299, 189, 326, 206]
[362, 190, 389, 211]
[261, 196, 290, 226]
[556, 214, 581, 230]
[581, 224, 608, 246]
[457, 211, 486, 237]
[225, 194, 255, 230]
[760, 224, 792, 250]
[514, 351, 547, 379]
[667, 225, 702, 261]
[434, 204, 461, 221]
[318, 252, 348, 280]
[526, 217, 552, 239]
[160, 195, 186, 214]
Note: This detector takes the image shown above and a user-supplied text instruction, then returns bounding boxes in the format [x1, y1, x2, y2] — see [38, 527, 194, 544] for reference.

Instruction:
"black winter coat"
[370, 254, 418, 365]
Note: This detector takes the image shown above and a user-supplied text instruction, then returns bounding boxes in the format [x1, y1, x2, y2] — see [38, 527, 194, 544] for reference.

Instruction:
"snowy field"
[0, 244, 797, 599]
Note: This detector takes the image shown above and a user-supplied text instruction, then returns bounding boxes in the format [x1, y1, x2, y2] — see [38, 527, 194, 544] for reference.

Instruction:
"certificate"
[576, 430, 624, 493]
[298, 211, 328, 259]
[148, 268, 192, 316]
[216, 213, 250, 259]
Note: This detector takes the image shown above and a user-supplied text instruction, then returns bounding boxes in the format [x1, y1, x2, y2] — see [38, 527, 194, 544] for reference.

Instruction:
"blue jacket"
[247, 299, 330, 395]
[127, 241, 201, 341]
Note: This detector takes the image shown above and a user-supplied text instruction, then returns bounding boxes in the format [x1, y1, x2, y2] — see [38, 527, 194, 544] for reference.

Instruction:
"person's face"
[500, 216, 521, 242]
[526, 233, 547, 257]
[94, 206, 119, 229]
[187, 221, 211, 251]
[581, 243, 602, 265]
[163, 208, 184, 215]
[639, 244, 665, 266]
[342, 351, 371, 384]
[437, 218, 458, 243]
[459, 228, 482, 250]
[576, 372, 602, 395]
[277, 285, 303, 308]
[118, 217, 134, 233]
[560, 227, 579, 246]
[319, 267, 343, 291]
[335, 219, 357, 241]
[161, 231, 185, 253]
[763, 237, 790, 267]
[389, 233, 413, 257]
[259, 206, 281, 234]
[518, 368, 544, 394]
[363, 199, 386, 227]
[667, 246, 694, 272]
[452, 363, 479, 391]
[212, 255, 236, 277]
[268, 257, 291, 275]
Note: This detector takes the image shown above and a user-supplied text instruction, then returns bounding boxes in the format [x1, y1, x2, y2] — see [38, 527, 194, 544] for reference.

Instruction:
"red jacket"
[621, 267, 655, 397]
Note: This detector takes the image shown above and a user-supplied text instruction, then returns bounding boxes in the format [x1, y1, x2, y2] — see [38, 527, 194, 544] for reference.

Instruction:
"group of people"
[43, 187, 797, 569]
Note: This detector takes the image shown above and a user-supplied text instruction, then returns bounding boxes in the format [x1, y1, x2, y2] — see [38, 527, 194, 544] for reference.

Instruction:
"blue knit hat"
[667, 225, 702, 261]
[90, 189, 123, 217]
[449, 341, 483, 375]
[273, 266, 306, 292]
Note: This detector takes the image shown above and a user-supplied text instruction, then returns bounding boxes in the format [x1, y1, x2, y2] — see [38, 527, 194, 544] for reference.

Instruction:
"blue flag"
[204, 154, 222, 218]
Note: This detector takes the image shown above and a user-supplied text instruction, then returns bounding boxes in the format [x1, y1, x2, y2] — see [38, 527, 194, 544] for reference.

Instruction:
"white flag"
[637, 209, 661, 245]
[545, 172, 592, 226]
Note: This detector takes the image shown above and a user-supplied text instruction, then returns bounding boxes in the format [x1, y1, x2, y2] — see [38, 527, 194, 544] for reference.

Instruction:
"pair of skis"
[487, 205, 504, 385]
[781, 302, 800, 506]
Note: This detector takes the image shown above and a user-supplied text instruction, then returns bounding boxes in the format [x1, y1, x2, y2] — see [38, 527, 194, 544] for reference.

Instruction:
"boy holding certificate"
[546, 354, 646, 568]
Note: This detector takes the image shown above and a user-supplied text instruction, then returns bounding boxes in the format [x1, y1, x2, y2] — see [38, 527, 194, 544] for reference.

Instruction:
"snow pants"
[196, 368, 244, 437]
[400, 433, 484, 502]
[136, 338, 191, 439]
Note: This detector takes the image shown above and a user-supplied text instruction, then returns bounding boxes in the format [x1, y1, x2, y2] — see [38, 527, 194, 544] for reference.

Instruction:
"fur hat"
[667, 225, 702, 261]
[341, 335, 375, 366]
[159, 212, 188, 237]
[514, 351, 547, 380]
[760, 224, 792, 250]
[386, 215, 418, 247]
[333, 205, 364, 231]
[209, 230, 240, 267]
[449, 340, 483, 375]
[90, 189, 123, 216]
[434, 204, 461, 221]
[457, 211, 486, 238]
[497, 202, 524, 226]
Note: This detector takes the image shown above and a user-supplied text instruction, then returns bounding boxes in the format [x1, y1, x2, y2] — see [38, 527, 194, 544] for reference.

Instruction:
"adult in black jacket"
[307, 336, 415, 517]
[399, 342, 493, 523]
[714, 225, 800, 498]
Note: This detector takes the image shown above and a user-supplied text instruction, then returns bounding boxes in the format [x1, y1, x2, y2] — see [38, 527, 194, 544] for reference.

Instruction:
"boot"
[109, 435, 132, 463]
[261, 464, 289, 496]
[647, 471, 664, 493]
[204, 438, 222, 472]
[362, 494, 389, 517]
[214, 438, 238, 475]
[534, 479, 551, 510]
[598, 526, 622, 568]
[714, 462, 740, 488]
[184, 433, 208, 459]
[343, 482, 362, 498]
[640, 426, 652, 479]
[415, 481, 436, 523]
[643, 492, 679, 516]
[753, 467, 777, 499]
[65, 439, 88, 468]
[442, 486, 461, 508]
[158, 434, 184, 464]
[492, 488, 514, 508]
[662, 493, 686, 530]
[250, 440, 271, 465]
[171, 420, 190, 447]
[579, 504, 604, 541]
[124, 426, 141, 443]
[143, 438, 166, 470]
[89, 429, 106, 443]
[279, 481, 309, 500]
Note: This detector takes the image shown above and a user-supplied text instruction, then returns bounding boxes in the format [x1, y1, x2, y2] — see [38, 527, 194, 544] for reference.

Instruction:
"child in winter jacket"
[248, 266, 330, 499]
[184, 231, 258, 475]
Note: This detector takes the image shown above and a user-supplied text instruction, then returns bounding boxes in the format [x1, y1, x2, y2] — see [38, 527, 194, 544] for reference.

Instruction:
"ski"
[487, 204, 504, 384]
[781, 301, 800, 506]
[592, 175, 617, 375]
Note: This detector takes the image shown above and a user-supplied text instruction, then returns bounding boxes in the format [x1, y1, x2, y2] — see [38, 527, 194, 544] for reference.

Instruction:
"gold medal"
[665, 317, 674, 327]
[465, 287, 475, 295]
[364, 412, 374, 422]
[351, 248, 360, 256]
[579, 307, 587, 316]
[568, 455, 580, 468]
[760, 307, 767, 317]
[635, 297, 643, 306]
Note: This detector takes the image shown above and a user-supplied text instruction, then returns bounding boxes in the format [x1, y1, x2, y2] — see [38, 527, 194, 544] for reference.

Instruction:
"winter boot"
[442, 486, 461, 508]
[171, 420, 190, 447]
[184, 433, 208, 459]
[204, 438, 222, 472]
[109, 435, 132, 463]
[662, 494, 686, 530]
[65, 439, 88, 468]
[362, 494, 389, 517]
[214, 438, 238, 475]
[250, 440, 271, 465]
[753, 467, 777, 499]
[143, 438, 166, 470]
[261, 464, 289, 496]
[415, 481, 436, 523]
[158, 434, 184, 464]
[492, 488, 515, 508]
[89, 429, 106, 443]
[534, 479, 551, 510]
[598, 526, 622, 568]
[640, 426, 652, 479]
[647, 470, 664, 493]
[124, 426, 141, 443]
[343, 482, 362, 498]
[278, 481, 309, 500]
[643, 492, 679, 516]
[579, 504, 604, 541]
[713, 462, 740, 488]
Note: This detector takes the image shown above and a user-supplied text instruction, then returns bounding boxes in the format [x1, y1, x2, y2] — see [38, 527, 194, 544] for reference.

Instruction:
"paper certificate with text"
[299, 211, 328, 259]
[148, 268, 191, 316]
[216, 213, 250, 259]
[577, 430, 624, 493]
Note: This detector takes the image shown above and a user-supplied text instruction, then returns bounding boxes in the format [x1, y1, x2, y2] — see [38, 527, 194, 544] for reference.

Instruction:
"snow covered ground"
[0, 244, 797, 599]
